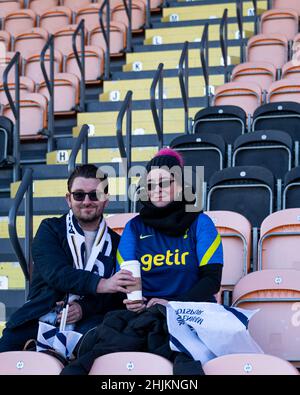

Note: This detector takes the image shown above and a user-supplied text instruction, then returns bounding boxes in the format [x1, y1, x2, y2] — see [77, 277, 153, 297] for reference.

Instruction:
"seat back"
[203, 353, 299, 375]
[0, 115, 13, 166]
[0, 30, 11, 51]
[0, 351, 64, 375]
[273, 0, 300, 15]
[89, 352, 173, 375]
[233, 270, 300, 363]
[283, 167, 300, 209]
[260, 9, 298, 40]
[4, 9, 36, 37]
[258, 208, 300, 270]
[14, 28, 48, 60]
[106, 213, 138, 235]
[111, 0, 146, 31]
[0, 1, 20, 19]
[54, 24, 87, 56]
[89, 21, 126, 55]
[29, 0, 59, 16]
[282, 61, 300, 81]
[268, 80, 300, 104]
[40, 6, 72, 35]
[207, 166, 275, 227]
[247, 34, 288, 69]
[214, 82, 262, 116]
[24, 49, 63, 84]
[231, 62, 276, 91]
[63, 0, 92, 12]
[205, 211, 251, 288]
[75, 4, 102, 31]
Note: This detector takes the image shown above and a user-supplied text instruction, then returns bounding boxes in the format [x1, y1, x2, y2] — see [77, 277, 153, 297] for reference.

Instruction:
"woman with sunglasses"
[117, 148, 223, 313]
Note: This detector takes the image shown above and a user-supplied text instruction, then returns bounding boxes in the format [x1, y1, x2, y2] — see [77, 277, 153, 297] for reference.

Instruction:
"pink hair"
[155, 148, 184, 167]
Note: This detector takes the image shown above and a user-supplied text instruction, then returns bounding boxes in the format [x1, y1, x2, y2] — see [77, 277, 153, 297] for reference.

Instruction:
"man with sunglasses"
[0, 164, 136, 352]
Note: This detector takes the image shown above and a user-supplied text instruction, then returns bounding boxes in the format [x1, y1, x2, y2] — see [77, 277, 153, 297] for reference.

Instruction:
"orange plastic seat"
[247, 34, 288, 69]
[111, 0, 146, 31]
[63, 0, 92, 12]
[28, 0, 59, 16]
[260, 9, 299, 41]
[24, 49, 63, 85]
[4, 9, 36, 37]
[231, 62, 276, 91]
[267, 79, 300, 104]
[0, 76, 35, 103]
[54, 24, 88, 56]
[0, 351, 64, 375]
[233, 270, 300, 365]
[0, 30, 11, 51]
[75, 4, 103, 32]
[89, 352, 173, 375]
[258, 208, 300, 271]
[89, 21, 127, 56]
[282, 61, 300, 81]
[14, 28, 49, 60]
[203, 354, 299, 375]
[273, 0, 300, 16]
[0, 1, 21, 19]
[106, 213, 138, 235]
[39, 6, 72, 35]
[214, 81, 262, 116]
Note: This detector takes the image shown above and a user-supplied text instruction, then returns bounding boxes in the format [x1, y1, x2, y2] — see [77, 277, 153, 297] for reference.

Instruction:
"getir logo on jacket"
[140, 249, 189, 272]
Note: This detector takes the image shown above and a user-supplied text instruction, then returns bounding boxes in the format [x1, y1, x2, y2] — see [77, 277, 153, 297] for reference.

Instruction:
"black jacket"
[61, 306, 204, 375]
[7, 215, 121, 329]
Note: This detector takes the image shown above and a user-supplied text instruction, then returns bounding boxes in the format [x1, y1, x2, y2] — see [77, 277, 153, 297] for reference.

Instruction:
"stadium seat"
[252, 102, 300, 141]
[247, 34, 288, 69]
[0, 51, 22, 82]
[193, 106, 247, 145]
[0, 351, 64, 375]
[65, 45, 104, 83]
[282, 61, 300, 81]
[283, 167, 300, 209]
[39, 6, 72, 35]
[205, 211, 251, 290]
[0, 76, 35, 103]
[89, 21, 127, 56]
[169, 133, 226, 184]
[4, 9, 36, 37]
[24, 49, 63, 85]
[207, 166, 275, 227]
[75, 4, 103, 32]
[111, 0, 146, 31]
[0, 116, 14, 167]
[106, 213, 138, 235]
[231, 62, 276, 92]
[14, 27, 49, 60]
[89, 352, 173, 375]
[213, 82, 262, 117]
[203, 353, 299, 375]
[232, 270, 300, 365]
[38, 72, 80, 114]
[28, 0, 60, 16]
[0, 30, 11, 51]
[272, 0, 300, 16]
[0, 1, 21, 19]
[232, 130, 293, 180]
[267, 80, 300, 105]
[3, 92, 48, 138]
[260, 9, 299, 41]
[54, 24, 88, 56]
[258, 208, 300, 271]
[62, 0, 92, 12]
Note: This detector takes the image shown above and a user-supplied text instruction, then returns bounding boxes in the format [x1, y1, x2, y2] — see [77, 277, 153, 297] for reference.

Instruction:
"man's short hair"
[67, 164, 108, 194]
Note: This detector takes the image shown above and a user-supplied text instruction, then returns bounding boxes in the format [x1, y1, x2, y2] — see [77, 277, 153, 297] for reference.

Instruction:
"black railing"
[178, 41, 189, 134]
[68, 124, 89, 175]
[122, 0, 132, 52]
[99, 0, 111, 80]
[220, 8, 230, 82]
[150, 63, 164, 149]
[8, 168, 33, 295]
[72, 20, 86, 111]
[3, 52, 20, 182]
[146, 0, 151, 28]
[116, 90, 133, 213]
[200, 23, 210, 107]
[236, 0, 245, 62]
[41, 35, 55, 153]
[252, 0, 258, 34]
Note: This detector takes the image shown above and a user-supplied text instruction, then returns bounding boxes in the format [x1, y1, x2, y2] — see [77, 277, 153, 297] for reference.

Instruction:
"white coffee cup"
[121, 260, 143, 302]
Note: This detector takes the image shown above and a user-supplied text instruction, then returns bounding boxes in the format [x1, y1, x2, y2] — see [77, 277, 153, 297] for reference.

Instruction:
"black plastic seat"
[232, 130, 293, 180]
[207, 166, 275, 227]
[0, 116, 14, 167]
[283, 167, 300, 209]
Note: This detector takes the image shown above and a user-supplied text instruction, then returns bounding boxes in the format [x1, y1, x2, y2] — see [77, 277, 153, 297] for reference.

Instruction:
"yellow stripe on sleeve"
[117, 249, 124, 265]
[199, 233, 221, 267]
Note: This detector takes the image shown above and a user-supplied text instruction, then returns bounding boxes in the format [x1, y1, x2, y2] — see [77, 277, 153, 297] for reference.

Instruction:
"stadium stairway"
[0, 0, 267, 328]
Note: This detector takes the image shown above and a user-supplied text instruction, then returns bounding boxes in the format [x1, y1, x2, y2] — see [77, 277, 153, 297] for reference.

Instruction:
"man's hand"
[57, 302, 83, 324]
[123, 297, 147, 313]
[96, 269, 137, 294]
[146, 298, 168, 308]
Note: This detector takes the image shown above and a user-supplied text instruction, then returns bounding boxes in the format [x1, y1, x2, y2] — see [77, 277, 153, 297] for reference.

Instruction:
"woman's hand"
[146, 298, 168, 308]
[123, 297, 147, 313]
[96, 270, 137, 294]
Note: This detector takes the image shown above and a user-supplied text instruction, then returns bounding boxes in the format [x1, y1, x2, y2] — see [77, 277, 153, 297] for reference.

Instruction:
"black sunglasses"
[71, 191, 99, 201]
[147, 179, 174, 191]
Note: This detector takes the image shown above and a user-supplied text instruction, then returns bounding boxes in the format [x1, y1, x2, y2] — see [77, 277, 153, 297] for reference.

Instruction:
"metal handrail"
[8, 168, 33, 293]
[220, 8, 230, 82]
[68, 124, 89, 175]
[236, 0, 245, 62]
[178, 41, 189, 134]
[122, 0, 132, 52]
[3, 52, 20, 182]
[200, 23, 210, 107]
[150, 63, 164, 149]
[252, 0, 259, 34]
[41, 35, 55, 153]
[72, 19, 85, 111]
[116, 90, 133, 213]
[99, 0, 111, 80]
[146, 0, 151, 28]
